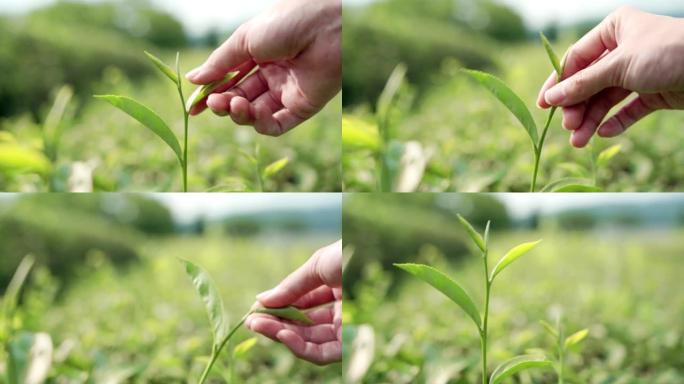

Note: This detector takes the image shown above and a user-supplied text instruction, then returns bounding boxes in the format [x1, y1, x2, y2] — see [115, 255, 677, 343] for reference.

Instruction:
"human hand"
[245, 240, 342, 365]
[537, 6, 684, 148]
[185, 0, 341, 136]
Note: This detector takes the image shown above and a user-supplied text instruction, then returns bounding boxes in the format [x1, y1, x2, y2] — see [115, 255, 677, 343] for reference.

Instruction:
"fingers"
[293, 286, 336, 309]
[598, 95, 659, 137]
[538, 10, 620, 108]
[256, 240, 342, 308]
[570, 88, 631, 148]
[561, 103, 587, 131]
[188, 60, 257, 116]
[186, 25, 252, 84]
[276, 329, 341, 366]
[246, 315, 337, 344]
[206, 71, 269, 116]
[544, 50, 622, 107]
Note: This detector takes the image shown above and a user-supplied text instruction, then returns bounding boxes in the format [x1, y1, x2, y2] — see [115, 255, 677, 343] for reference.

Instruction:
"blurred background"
[342, 0, 684, 192]
[0, 193, 341, 382]
[343, 193, 684, 382]
[0, 0, 341, 192]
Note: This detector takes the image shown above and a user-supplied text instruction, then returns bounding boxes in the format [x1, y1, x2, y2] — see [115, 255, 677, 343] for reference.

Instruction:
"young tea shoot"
[540, 318, 589, 384]
[180, 259, 313, 383]
[463, 33, 571, 192]
[239, 143, 289, 192]
[96, 52, 242, 192]
[395, 215, 549, 383]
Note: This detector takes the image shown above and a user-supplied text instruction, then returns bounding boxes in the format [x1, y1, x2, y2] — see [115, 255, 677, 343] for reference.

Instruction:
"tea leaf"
[144, 51, 179, 85]
[457, 214, 486, 253]
[540, 33, 562, 80]
[539, 320, 558, 339]
[342, 116, 380, 152]
[3, 255, 35, 317]
[394, 263, 481, 330]
[377, 64, 407, 128]
[483, 220, 491, 246]
[0, 144, 51, 175]
[491, 240, 542, 281]
[180, 259, 229, 349]
[462, 69, 538, 146]
[94, 95, 182, 165]
[597, 144, 622, 168]
[489, 355, 552, 384]
[564, 329, 589, 349]
[233, 337, 258, 359]
[262, 157, 289, 179]
[254, 306, 314, 325]
[541, 177, 595, 192]
[186, 71, 240, 112]
[553, 184, 603, 193]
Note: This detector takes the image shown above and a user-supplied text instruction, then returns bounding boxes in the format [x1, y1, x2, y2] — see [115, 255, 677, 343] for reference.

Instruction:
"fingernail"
[185, 67, 201, 80]
[545, 85, 566, 105]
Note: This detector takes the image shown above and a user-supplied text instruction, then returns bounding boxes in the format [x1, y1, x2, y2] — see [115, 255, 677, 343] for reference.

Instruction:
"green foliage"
[395, 215, 545, 383]
[345, 214, 684, 382]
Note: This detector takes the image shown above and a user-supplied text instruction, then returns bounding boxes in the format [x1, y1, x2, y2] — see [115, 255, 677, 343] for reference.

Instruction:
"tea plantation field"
[343, 229, 684, 382]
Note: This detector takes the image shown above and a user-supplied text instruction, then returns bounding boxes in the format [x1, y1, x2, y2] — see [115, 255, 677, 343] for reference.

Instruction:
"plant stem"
[175, 67, 189, 193]
[198, 313, 250, 384]
[481, 248, 491, 384]
[530, 106, 557, 192]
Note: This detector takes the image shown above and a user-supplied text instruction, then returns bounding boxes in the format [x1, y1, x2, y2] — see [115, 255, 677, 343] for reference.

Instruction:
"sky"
[497, 193, 682, 220]
[0, 0, 275, 36]
[344, 0, 683, 29]
[150, 193, 341, 223]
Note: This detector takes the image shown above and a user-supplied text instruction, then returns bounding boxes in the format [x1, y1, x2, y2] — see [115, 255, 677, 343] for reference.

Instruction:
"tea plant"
[96, 51, 238, 192]
[395, 215, 550, 383]
[239, 143, 289, 192]
[539, 318, 589, 384]
[181, 259, 313, 384]
[462, 33, 610, 192]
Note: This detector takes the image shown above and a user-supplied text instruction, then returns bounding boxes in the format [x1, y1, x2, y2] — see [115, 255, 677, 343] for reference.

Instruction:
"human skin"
[537, 6, 684, 148]
[186, 0, 341, 136]
[245, 240, 342, 365]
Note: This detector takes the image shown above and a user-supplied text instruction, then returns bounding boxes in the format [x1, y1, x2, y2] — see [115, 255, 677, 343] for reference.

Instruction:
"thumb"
[186, 26, 252, 84]
[256, 240, 342, 308]
[544, 50, 621, 107]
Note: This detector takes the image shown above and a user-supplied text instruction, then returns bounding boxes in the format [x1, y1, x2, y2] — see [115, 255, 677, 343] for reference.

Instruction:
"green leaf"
[541, 178, 595, 192]
[262, 157, 289, 179]
[254, 306, 314, 325]
[597, 144, 622, 168]
[0, 144, 51, 175]
[186, 71, 240, 112]
[457, 214, 486, 253]
[3, 255, 35, 317]
[564, 329, 589, 349]
[377, 63, 407, 127]
[394, 263, 481, 330]
[180, 259, 229, 348]
[553, 184, 603, 193]
[462, 69, 538, 146]
[233, 337, 258, 359]
[483, 220, 492, 246]
[491, 240, 542, 281]
[7, 332, 35, 384]
[95, 95, 182, 165]
[489, 355, 553, 384]
[144, 51, 179, 85]
[540, 32, 562, 80]
[342, 116, 380, 152]
[539, 320, 559, 338]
